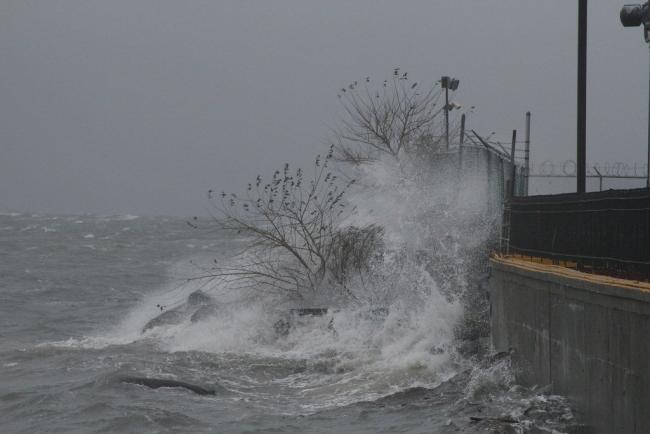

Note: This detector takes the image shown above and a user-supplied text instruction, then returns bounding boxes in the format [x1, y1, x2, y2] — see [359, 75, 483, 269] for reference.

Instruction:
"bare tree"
[334, 69, 444, 162]
[200, 146, 379, 301]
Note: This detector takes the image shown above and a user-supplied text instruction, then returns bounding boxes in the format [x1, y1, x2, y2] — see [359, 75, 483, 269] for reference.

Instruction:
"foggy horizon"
[2, 0, 648, 216]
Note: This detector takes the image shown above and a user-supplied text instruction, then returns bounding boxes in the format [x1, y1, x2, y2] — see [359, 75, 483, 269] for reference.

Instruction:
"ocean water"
[0, 212, 577, 433]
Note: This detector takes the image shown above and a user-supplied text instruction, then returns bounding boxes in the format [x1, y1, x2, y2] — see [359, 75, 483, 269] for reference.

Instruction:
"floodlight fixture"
[621, 4, 649, 28]
[620, 2, 650, 187]
[440, 76, 460, 90]
[441, 76, 460, 149]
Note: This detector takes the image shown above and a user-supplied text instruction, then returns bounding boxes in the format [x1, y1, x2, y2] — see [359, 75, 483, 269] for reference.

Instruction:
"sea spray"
[97, 152, 500, 410]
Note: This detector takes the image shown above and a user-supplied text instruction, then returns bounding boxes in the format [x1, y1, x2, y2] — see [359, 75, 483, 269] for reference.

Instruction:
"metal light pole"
[441, 76, 459, 150]
[577, 0, 587, 193]
[510, 130, 518, 198]
[459, 113, 466, 175]
[524, 112, 531, 196]
[442, 76, 449, 150]
[620, 2, 650, 188]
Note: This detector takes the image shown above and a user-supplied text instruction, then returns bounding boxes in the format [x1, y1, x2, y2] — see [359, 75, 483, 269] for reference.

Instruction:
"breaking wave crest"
[48, 154, 498, 411]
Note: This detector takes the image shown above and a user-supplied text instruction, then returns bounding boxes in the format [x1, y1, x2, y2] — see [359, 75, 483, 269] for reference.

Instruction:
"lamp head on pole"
[620, 3, 650, 42]
[621, 3, 648, 27]
[440, 76, 460, 90]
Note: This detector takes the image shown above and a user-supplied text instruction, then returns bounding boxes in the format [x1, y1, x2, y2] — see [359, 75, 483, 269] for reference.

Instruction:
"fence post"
[593, 166, 603, 191]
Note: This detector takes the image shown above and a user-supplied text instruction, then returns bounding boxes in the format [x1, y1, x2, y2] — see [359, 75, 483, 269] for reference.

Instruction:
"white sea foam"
[115, 214, 140, 221]
[54, 153, 495, 409]
[98, 214, 140, 222]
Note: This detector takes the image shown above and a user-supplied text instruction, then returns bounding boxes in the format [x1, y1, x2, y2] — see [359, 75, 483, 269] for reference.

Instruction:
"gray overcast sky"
[1, 1, 647, 216]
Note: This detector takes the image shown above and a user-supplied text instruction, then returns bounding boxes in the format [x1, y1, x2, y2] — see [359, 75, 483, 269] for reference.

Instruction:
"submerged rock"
[273, 309, 328, 337]
[119, 375, 217, 396]
[273, 308, 335, 337]
[273, 318, 291, 337]
[289, 308, 328, 317]
[272, 307, 389, 337]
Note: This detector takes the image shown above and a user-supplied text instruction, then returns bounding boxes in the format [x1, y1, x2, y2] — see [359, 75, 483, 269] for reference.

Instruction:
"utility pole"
[459, 113, 466, 175]
[441, 76, 459, 150]
[524, 112, 531, 196]
[510, 130, 517, 198]
[445, 84, 449, 149]
[577, 0, 588, 193]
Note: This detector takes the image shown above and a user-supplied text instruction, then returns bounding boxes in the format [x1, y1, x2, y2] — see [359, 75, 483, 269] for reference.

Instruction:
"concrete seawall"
[489, 256, 650, 434]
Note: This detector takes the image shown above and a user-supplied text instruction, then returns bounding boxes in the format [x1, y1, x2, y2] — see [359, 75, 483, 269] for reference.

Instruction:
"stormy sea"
[0, 161, 578, 433]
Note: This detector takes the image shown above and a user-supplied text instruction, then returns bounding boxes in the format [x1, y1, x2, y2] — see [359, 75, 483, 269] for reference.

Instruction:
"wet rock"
[142, 309, 186, 332]
[187, 290, 212, 306]
[273, 318, 291, 337]
[273, 308, 330, 337]
[290, 308, 328, 317]
[119, 376, 216, 395]
[143, 290, 216, 332]
[190, 304, 219, 323]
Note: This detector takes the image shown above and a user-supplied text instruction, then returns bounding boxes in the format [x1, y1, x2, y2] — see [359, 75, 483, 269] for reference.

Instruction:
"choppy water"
[0, 213, 577, 433]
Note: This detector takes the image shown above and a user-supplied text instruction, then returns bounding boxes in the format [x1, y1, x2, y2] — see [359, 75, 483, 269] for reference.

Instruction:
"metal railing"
[506, 188, 650, 280]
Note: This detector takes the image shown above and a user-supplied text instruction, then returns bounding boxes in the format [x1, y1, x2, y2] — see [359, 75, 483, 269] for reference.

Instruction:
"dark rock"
[119, 376, 216, 395]
[142, 290, 216, 333]
[142, 309, 186, 332]
[273, 318, 291, 337]
[290, 308, 328, 317]
[273, 308, 330, 337]
[187, 290, 212, 307]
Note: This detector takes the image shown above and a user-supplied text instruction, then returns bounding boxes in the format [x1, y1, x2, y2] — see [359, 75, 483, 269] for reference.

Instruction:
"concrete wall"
[489, 258, 650, 434]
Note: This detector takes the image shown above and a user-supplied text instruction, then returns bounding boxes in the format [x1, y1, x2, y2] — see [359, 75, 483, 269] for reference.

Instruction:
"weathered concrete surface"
[490, 257, 650, 434]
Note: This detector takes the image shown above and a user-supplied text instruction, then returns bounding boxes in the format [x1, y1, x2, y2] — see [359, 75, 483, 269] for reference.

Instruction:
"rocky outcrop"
[187, 290, 212, 307]
[142, 290, 217, 333]
[142, 309, 186, 332]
